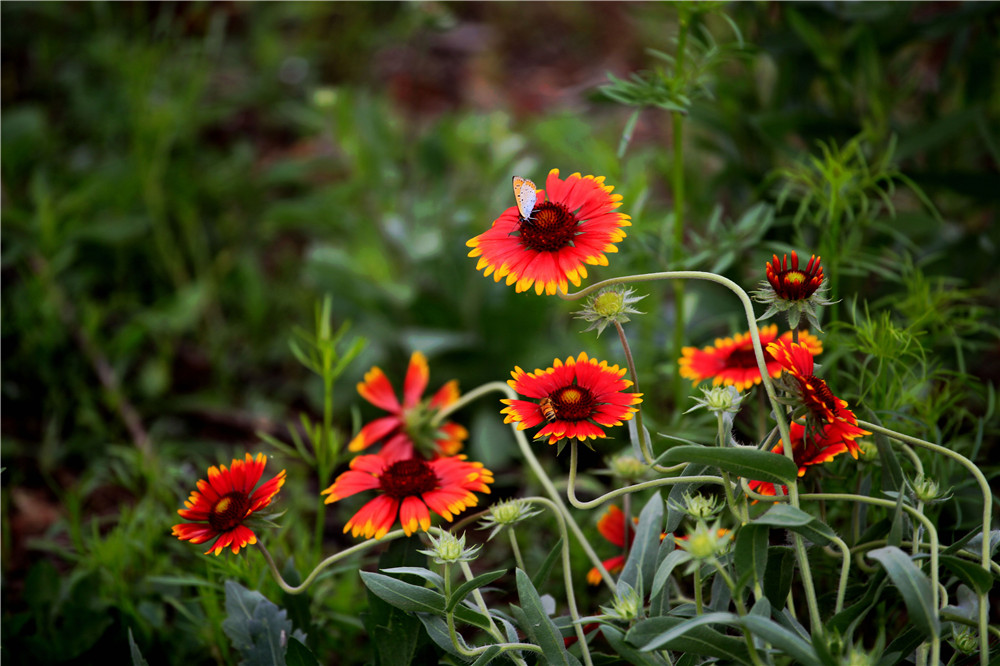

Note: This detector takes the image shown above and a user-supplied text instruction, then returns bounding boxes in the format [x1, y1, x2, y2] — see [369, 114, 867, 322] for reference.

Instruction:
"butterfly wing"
[512, 176, 537, 220]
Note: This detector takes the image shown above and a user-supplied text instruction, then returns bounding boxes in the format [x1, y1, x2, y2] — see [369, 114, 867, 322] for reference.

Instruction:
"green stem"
[712, 560, 765, 666]
[568, 440, 726, 511]
[508, 528, 526, 572]
[435, 381, 619, 593]
[858, 419, 992, 666]
[669, 17, 689, 411]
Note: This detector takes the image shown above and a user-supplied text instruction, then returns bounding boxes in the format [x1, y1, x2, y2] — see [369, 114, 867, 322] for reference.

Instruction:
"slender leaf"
[734, 524, 769, 594]
[916, 553, 993, 596]
[469, 645, 504, 666]
[514, 569, 582, 666]
[532, 538, 563, 590]
[756, 504, 835, 546]
[739, 615, 821, 666]
[650, 549, 692, 600]
[285, 638, 320, 666]
[360, 571, 492, 630]
[447, 569, 507, 613]
[627, 614, 750, 662]
[763, 547, 794, 609]
[381, 567, 444, 591]
[620, 492, 663, 596]
[866, 546, 939, 638]
[128, 629, 150, 666]
[600, 625, 666, 666]
[660, 446, 798, 485]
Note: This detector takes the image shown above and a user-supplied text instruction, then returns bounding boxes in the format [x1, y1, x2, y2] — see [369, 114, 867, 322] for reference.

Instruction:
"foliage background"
[2, 2, 997, 664]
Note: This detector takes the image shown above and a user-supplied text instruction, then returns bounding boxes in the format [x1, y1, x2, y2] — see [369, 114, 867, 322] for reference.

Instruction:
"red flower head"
[586, 505, 636, 585]
[766, 341, 870, 459]
[501, 352, 642, 446]
[765, 252, 825, 301]
[349, 351, 467, 459]
[467, 169, 631, 295]
[321, 453, 494, 539]
[747, 422, 857, 497]
[679, 324, 822, 392]
[172, 453, 287, 555]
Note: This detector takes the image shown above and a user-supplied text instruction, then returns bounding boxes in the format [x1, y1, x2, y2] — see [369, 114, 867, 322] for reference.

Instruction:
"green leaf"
[381, 566, 444, 591]
[660, 446, 798, 485]
[763, 547, 794, 609]
[650, 549, 692, 600]
[739, 615, 821, 666]
[755, 504, 835, 546]
[627, 614, 750, 662]
[285, 637, 320, 666]
[128, 629, 150, 666]
[514, 569, 582, 666]
[877, 626, 925, 666]
[866, 546, 939, 639]
[919, 554, 994, 596]
[360, 571, 493, 631]
[447, 569, 507, 613]
[734, 524, 769, 594]
[222, 580, 306, 666]
[362, 538, 429, 666]
[620, 492, 664, 596]
[416, 613, 475, 660]
[867, 411, 904, 492]
[531, 538, 563, 590]
[600, 625, 665, 666]
[469, 645, 504, 666]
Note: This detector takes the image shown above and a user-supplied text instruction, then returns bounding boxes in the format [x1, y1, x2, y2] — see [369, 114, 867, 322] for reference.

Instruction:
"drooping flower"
[321, 453, 493, 539]
[467, 169, 631, 295]
[586, 505, 635, 585]
[349, 351, 467, 459]
[501, 352, 642, 446]
[753, 251, 832, 330]
[679, 324, 822, 392]
[767, 340, 869, 459]
[172, 453, 287, 556]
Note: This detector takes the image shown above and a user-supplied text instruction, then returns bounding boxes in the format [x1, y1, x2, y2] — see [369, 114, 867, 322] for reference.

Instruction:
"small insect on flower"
[512, 175, 537, 224]
[538, 396, 558, 422]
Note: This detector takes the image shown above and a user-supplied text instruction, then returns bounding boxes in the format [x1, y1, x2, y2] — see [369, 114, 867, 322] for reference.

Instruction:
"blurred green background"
[2, 2, 997, 664]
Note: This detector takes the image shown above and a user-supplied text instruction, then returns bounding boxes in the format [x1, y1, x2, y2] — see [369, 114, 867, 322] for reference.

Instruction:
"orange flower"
[321, 454, 493, 539]
[501, 352, 642, 446]
[467, 169, 631, 295]
[679, 324, 822, 392]
[586, 505, 636, 585]
[172, 453, 286, 555]
[349, 351, 467, 459]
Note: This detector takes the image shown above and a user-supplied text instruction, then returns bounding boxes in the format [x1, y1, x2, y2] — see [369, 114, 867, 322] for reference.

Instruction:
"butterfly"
[512, 176, 538, 223]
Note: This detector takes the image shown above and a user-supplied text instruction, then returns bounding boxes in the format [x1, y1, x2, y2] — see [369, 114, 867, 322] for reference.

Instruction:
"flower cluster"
[174, 353, 494, 554]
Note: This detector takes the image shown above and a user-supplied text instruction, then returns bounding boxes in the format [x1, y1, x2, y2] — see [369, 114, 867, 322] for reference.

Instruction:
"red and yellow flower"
[172, 453, 286, 555]
[679, 324, 822, 392]
[349, 351, 467, 459]
[747, 422, 855, 497]
[467, 169, 631, 295]
[767, 340, 869, 459]
[321, 453, 494, 539]
[501, 352, 642, 446]
[765, 252, 825, 301]
[586, 505, 635, 584]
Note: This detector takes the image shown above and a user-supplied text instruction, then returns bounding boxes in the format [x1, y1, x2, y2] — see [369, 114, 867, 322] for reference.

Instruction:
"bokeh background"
[3, 2, 997, 664]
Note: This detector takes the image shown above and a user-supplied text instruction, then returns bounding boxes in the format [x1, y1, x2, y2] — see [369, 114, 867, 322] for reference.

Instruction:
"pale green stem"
[612, 320, 660, 469]
[827, 535, 851, 614]
[693, 564, 703, 615]
[435, 381, 619, 593]
[712, 560, 766, 666]
[525, 496, 594, 666]
[508, 528, 526, 572]
[801, 492, 941, 666]
[858, 418, 992, 666]
[716, 412, 747, 525]
[669, 16, 689, 410]
[567, 440, 727, 510]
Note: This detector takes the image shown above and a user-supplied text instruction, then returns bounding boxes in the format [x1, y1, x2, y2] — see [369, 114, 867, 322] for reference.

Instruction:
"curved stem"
[801, 492, 941, 666]
[436, 381, 618, 592]
[568, 440, 727, 510]
[858, 418, 992, 666]
[508, 528, 526, 572]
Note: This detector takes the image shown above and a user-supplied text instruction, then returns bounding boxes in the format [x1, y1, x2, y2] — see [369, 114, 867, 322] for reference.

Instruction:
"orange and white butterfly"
[512, 176, 537, 222]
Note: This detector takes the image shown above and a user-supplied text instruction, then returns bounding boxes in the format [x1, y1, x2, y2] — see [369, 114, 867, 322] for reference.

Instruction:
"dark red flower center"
[800, 375, 839, 421]
[767, 254, 824, 301]
[209, 492, 251, 532]
[518, 202, 578, 252]
[728, 345, 776, 370]
[380, 458, 439, 499]
[550, 385, 596, 421]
